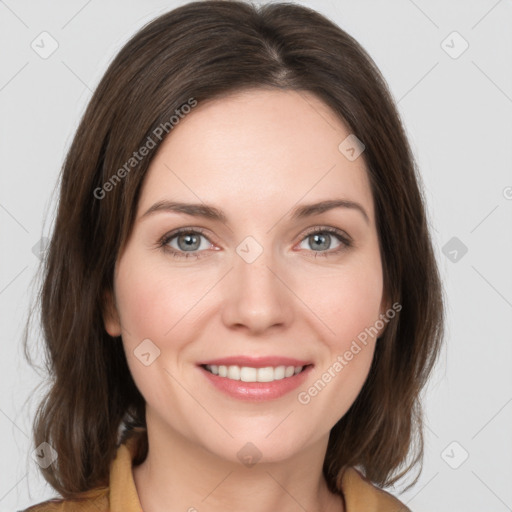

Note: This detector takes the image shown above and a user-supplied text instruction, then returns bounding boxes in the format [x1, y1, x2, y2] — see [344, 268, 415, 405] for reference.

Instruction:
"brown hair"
[24, 0, 445, 499]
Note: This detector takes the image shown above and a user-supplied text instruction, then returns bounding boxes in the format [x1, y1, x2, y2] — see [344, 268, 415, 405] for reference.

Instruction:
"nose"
[221, 244, 294, 335]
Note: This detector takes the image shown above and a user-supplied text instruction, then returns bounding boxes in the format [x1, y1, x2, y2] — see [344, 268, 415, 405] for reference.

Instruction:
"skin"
[104, 87, 390, 512]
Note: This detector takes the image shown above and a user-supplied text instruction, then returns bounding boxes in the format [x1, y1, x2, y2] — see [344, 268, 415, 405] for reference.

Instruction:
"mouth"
[197, 357, 314, 401]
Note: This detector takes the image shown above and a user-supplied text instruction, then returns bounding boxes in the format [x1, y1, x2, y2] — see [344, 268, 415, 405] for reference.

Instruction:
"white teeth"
[205, 364, 305, 382]
[273, 366, 285, 380]
[227, 365, 240, 380]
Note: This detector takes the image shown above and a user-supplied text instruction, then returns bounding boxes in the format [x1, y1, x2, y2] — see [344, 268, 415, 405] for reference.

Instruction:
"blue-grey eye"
[169, 232, 209, 252]
[299, 231, 344, 252]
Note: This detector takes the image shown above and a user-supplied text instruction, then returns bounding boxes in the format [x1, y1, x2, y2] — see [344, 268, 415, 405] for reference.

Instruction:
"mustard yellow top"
[24, 434, 411, 512]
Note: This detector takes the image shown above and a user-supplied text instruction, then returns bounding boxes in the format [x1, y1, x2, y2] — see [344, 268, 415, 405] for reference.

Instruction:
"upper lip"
[198, 356, 313, 368]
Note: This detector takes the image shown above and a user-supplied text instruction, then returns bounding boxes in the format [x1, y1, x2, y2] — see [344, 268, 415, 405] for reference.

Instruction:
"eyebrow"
[140, 198, 370, 225]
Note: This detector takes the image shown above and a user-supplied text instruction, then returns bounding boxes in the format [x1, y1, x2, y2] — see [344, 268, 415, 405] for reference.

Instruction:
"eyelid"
[158, 226, 215, 250]
[295, 225, 353, 257]
[299, 225, 352, 243]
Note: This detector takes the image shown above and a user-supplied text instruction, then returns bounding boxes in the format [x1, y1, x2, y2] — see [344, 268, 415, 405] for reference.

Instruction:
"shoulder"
[22, 433, 143, 512]
[21, 487, 109, 512]
[340, 467, 412, 512]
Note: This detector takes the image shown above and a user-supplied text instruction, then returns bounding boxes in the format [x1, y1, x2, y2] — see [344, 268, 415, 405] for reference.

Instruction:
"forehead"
[137, 88, 374, 222]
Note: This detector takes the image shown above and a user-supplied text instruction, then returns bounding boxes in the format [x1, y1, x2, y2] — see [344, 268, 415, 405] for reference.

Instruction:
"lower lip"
[199, 365, 313, 401]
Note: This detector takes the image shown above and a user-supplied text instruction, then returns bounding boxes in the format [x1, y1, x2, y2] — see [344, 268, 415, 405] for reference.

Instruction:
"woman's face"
[104, 88, 389, 463]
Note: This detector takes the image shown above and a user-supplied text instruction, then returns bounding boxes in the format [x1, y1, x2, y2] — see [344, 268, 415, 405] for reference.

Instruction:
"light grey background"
[1, 1, 511, 511]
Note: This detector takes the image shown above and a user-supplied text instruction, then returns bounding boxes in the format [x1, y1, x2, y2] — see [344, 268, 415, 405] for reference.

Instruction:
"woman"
[24, 1, 445, 511]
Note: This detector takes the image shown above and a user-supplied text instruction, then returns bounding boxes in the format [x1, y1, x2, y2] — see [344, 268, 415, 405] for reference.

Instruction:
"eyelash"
[158, 226, 352, 260]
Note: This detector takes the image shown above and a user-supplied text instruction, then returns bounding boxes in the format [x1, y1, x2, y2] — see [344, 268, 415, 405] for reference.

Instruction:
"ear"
[102, 288, 122, 337]
[377, 292, 392, 339]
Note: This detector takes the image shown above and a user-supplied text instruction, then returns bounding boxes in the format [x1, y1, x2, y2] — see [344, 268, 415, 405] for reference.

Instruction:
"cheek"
[113, 257, 195, 406]
[113, 253, 213, 401]
[295, 261, 383, 426]
[309, 254, 384, 348]
[114, 254, 202, 342]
